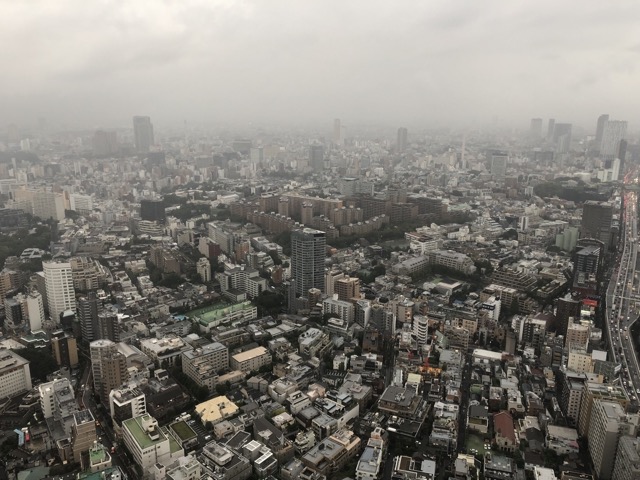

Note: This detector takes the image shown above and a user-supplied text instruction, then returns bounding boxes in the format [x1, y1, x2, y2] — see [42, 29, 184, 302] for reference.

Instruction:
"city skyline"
[1, 1, 640, 130]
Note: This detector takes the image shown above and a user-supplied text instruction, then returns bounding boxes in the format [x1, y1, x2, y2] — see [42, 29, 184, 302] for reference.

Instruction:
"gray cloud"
[1, 0, 639, 131]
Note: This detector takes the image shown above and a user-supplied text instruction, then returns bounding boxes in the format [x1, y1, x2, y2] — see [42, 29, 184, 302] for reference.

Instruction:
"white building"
[196, 257, 211, 283]
[43, 261, 75, 321]
[122, 414, 183, 471]
[230, 347, 271, 372]
[0, 349, 32, 399]
[182, 342, 228, 392]
[26, 291, 45, 331]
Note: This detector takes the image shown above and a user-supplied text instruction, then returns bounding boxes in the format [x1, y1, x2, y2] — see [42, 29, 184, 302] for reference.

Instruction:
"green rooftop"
[169, 420, 197, 442]
[123, 415, 167, 450]
[78, 467, 123, 480]
[89, 445, 108, 465]
[188, 301, 254, 325]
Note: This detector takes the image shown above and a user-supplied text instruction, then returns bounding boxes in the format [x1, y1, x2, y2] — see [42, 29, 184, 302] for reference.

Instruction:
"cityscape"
[2, 2, 640, 480]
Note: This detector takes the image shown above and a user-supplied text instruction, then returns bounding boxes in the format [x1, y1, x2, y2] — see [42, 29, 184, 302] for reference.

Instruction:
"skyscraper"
[133, 116, 154, 153]
[553, 123, 572, 154]
[90, 339, 128, 402]
[291, 228, 326, 297]
[397, 127, 408, 152]
[547, 118, 555, 140]
[140, 199, 166, 222]
[581, 201, 613, 245]
[43, 261, 75, 322]
[333, 118, 342, 145]
[51, 330, 79, 369]
[490, 152, 508, 178]
[309, 144, 325, 171]
[595, 114, 609, 151]
[78, 293, 100, 343]
[600, 120, 627, 158]
[529, 118, 542, 140]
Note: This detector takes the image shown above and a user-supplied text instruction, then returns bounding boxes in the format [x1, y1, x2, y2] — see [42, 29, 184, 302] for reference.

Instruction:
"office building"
[595, 114, 609, 150]
[553, 123, 572, 154]
[600, 120, 627, 158]
[291, 228, 326, 297]
[70, 410, 97, 465]
[490, 153, 508, 178]
[200, 441, 251, 480]
[581, 201, 613, 243]
[547, 118, 555, 140]
[530, 118, 543, 140]
[140, 199, 165, 222]
[92, 130, 118, 156]
[0, 349, 32, 399]
[32, 190, 65, 221]
[588, 400, 638, 480]
[97, 312, 121, 343]
[397, 127, 408, 152]
[44, 261, 75, 322]
[572, 239, 605, 294]
[91, 339, 128, 402]
[309, 144, 325, 171]
[51, 330, 79, 369]
[556, 295, 581, 337]
[333, 118, 342, 145]
[38, 377, 78, 431]
[133, 116, 154, 153]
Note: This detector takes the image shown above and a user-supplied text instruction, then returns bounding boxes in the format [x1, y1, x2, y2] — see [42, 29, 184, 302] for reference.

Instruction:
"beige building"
[0, 349, 32, 399]
[195, 396, 239, 425]
[182, 342, 228, 392]
[230, 346, 271, 372]
[567, 348, 593, 374]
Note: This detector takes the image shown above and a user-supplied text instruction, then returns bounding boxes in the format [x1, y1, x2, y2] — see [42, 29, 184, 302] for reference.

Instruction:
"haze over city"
[2, 0, 640, 130]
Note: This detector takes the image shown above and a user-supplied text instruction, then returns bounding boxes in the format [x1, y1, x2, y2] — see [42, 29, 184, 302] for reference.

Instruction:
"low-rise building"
[230, 346, 272, 372]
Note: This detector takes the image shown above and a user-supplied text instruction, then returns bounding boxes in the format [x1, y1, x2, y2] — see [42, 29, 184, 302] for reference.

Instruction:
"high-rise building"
[556, 295, 582, 338]
[572, 239, 605, 294]
[600, 120, 627, 159]
[32, 191, 65, 221]
[547, 118, 555, 140]
[580, 201, 613, 245]
[197, 257, 211, 283]
[490, 153, 508, 178]
[51, 330, 79, 369]
[553, 123, 572, 154]
[587, 400, 638, 480]
[529, 118, 542, 140]
[90, 339, 128, 402]
[335, 276, 360, 302]
[613, 436, 640, 480]
[291, 228, 326, 297]
[595, 114, 609, 151]
[309, 144, 325, 172]
[78, 293, 100, 343]
[133, 116, 154, 153]
[109, 385, 146, 434]
[397, 127, 408, 152]
[333, 118, 342, 145]
[26, 291, 45, 331]
[92, 130, 118, 156]
[43, 261, 75, 322]
[140, 199, 165, 222]
[97, 312, 121, 342]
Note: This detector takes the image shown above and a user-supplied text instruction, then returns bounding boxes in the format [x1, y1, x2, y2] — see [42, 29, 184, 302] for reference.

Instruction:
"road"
[605, 179, 640, 404]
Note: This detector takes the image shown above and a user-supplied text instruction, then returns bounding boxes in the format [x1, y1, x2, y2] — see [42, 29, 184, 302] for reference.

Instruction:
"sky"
[1, 0, 640, 131]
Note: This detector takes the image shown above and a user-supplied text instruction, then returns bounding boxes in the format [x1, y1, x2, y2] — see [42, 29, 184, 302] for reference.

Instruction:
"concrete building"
[578, 382, 629, 436]
[230, 346, 271, 373]
[291, 228, 326, 297]
[196, 257, 211, 283]
[91, 339, 128, 402]
[122, 414, 183, 471]
[51, 330, 79, 369]
[44, 260, 75, 321]
[301, 429, 361, 476]
[0, 349, 32, 399]
[612, 436, 640, 480]
[26, 291, 45, 331]
[588, 400, 638, 480]
[133, 116, 154, 153]
[109, 385, 146, 433]
[200, 441, 251, 480]
[182, 342, 229, 392]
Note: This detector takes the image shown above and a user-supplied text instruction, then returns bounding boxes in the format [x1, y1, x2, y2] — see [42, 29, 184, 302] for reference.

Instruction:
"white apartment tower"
[43, 261, 75, 321]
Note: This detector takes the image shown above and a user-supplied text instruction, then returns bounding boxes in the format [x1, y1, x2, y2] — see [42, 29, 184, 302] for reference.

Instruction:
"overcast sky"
[1, 0, 639, 132]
